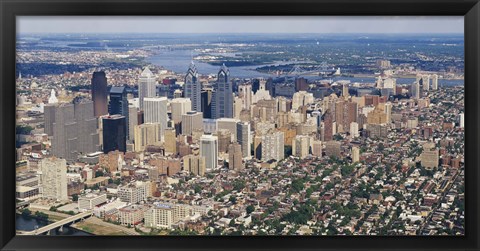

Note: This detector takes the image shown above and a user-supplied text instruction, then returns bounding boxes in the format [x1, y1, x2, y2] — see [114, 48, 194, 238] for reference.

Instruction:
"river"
[16, 214, 92, 236]
[146, 49, 464, 86]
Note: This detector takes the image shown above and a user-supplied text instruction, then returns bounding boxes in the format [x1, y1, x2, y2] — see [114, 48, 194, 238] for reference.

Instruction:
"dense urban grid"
[15, 33, 464, 236]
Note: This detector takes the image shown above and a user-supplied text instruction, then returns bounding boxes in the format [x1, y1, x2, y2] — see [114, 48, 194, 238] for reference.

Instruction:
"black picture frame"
[1, 0, 479, 250]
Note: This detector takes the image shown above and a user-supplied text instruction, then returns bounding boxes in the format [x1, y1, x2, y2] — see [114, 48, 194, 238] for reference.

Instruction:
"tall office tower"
[217, 118, 240, 141]
[214, 129, 232, 153]
[201, 87, 213, 118]
[183, 154, 206, 176]
[383, 78, 397, 94]
[200, 134, 218, 170]
[322, 109, 334, 141]
[421, 75, 430, 91]
[170, 98, 192, 125]
[109, 86, 129, 141]
[292, 135, 312, 159]
[342, 84, 349, 98]
[350, 122, 359, 138]
[367, 106, 387, 125]
[376, 76, 384, 89]
[411, 81, 421, 99]
[261, 130, 285, 161]
[184, 62, 202, 112]
[233, 96, 243, 119]
[384, 102, 392, 123]
[73, 99, 100, 155]
[311, 140, 323, 157]
[128, 106, 138, 141]
[138, 67, 157, 110]
[44, 104, 56, 136]
[181, 111, 203, 136]
[238, 83, 252, 110]
[334, 100, 357, 134]
[143, 97, 168, 141]
[292, 91, 315, 111]
[102, 115, 127, 153]
[212, 64, 233, 119]
[431, 74, 439, 90]
[40, 157, 68, 201]
[459, 113, 464, 128]
[163, 128, 177, 154]
[133, 123, 162, 152]
[236, 121, 251, 158]
[352, 147, 360, 162]
[91, 71, 108, 117]
[228, 142, 243, 171]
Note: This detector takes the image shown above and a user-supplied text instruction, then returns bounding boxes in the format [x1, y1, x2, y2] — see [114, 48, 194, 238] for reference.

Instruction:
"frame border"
[1, 0, 479, 250]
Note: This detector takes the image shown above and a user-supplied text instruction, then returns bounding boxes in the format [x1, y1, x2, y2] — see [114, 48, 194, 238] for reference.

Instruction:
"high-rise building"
[40, 157, 68, 201]
[109, 86, 129, 140]
[44, 104, 56, 136]
[411, 81, 421, 99]
[342, 84, 349, 98]
[236, 121, 251, 158]
[334, 100, 357, 133]
[118, 181, 149, 204]
[184, 62, 202, 112]
[228, 142, 243, 171]
[217, 118, 240, 141]
[352, 147, 360, 162]
[143, 97, 168, 140]
[292, 91, 314, 111]
[91, 71, 108, 117]
[238, 83, 252, 110]
[138, 67, 157, 110]
[133, 123, 162, 152]
[170, 98, 192, 125]
[183, 154, 206, 176]
[431, 74, 439, 90]
[312, 140, 323, 157]
[211, 64, 233, 119]
[214, 129, 232, 153]
[164, 128, 177, 154]
[322, 109, 334, 142]
[350, 122, 359, 138]
[51, 101, 100, 161]
[201, 88, 213, 119]
[233, 96, 243, 120]
[261, 131, 284, 161]
[128, 105, 138, 141]
[420, 143, 439, 169]
[200, 134, 218, 170]
[384, 102, 392, 124]
[421, 75, 430, 91]
[181, 111, 203, 136]
[102, 115, 127, 153]
[292, 135, 312, 158]
[459, 113, 464, 128]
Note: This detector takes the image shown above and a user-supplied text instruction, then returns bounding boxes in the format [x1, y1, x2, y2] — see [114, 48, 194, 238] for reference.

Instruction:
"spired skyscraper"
[91, 71, 108, 117]
[184, 62, 202, 112]
[138, 67, 157, 110]
[212, 64, 233, 119]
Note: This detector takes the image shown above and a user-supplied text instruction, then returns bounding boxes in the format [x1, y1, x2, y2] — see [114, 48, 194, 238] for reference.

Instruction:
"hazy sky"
[17, 16, 463, 34]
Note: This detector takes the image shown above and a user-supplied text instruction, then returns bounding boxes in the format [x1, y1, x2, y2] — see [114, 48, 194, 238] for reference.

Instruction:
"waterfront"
[16, 214, 92, 236]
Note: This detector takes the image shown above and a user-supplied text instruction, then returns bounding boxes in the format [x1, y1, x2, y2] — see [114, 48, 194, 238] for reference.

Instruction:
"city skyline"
[17, 16, 463, 34]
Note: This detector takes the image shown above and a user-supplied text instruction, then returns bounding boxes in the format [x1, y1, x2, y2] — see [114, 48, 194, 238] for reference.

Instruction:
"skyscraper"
[109, 86, 129, 138]
[236, 121, 251, 159]
[40, 157, 68, 201]
[128, 105, 138, 141]
[352, 147, 360, 162]
[133, 123, 162, 152]
[322, 109, 334, 142]
[238, 83, 252, 110]
[181, 111, 203, 136]
[184, 62, 202, 112]
[44, 104, 56, 136]
[261, 130, 285, 161]
[143, 97, 168, 140]
[228, 142, 243, 171]
[51, 101, 99, 161]
[102, 115, 127, 153]
[212, 64, 233, 119]
[183, 154, 206, 176]
[431, 74, 439, 90]
[138, 67, 157, 110]
[292, 135, 312, 158]
[200, 134, 218, 170]
[91, 71, 108, 117]
[170, 98, 192, 125]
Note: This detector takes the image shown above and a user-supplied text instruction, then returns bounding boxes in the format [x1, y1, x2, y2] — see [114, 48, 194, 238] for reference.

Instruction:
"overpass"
[19, 211, 93, 235]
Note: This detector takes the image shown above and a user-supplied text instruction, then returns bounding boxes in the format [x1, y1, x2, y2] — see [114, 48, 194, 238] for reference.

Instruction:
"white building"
[236, 121, 251, 159]
[181, 111, 203, 135]
[350, 122, 359, 138]
[78, 193, 107, 210]
[143, 97, 168, 140]
[138, 67, 157, 110]
[292, 135, 312, 159]
[261, 131, 285, 161]
[292, 91, 314, 111]
[40, 157, 68, 201]
[170, 98, 192, 125]
[200, 134, 218, 170]
[118, 181, 150, 204]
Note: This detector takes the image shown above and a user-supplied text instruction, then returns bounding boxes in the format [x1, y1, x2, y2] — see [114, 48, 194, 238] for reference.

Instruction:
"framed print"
[1, 0, 480, 250]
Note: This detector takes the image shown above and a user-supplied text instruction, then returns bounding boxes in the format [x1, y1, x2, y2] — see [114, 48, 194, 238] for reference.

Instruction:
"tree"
[246, 205, 255, 214]
[229, 196, 237, 204]
[95, 170, 104, 178]
[16, 125, 34, 135]
[72, 194, 79, 201]
[21, 208, 31, 218]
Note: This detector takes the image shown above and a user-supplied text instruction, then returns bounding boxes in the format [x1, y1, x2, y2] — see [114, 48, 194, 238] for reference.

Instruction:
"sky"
[17, 16, 463, 34]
